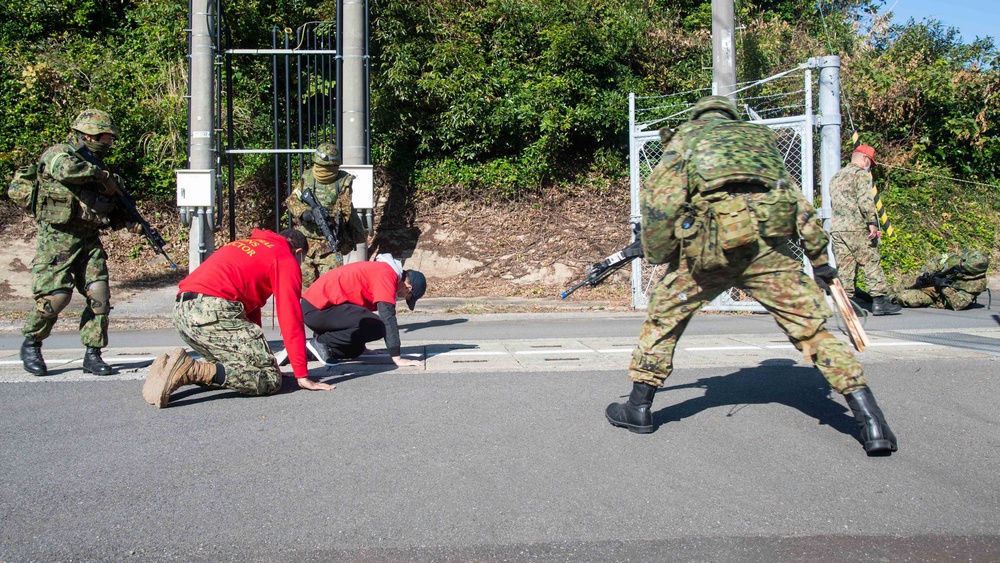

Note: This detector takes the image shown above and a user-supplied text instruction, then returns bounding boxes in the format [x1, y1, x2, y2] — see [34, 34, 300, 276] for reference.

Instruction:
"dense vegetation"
[1, 0, 997, 280]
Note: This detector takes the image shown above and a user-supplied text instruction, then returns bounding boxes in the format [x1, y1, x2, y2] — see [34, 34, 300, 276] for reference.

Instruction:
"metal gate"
[219, 19, 371, 240]
[628, 64, 819, 310]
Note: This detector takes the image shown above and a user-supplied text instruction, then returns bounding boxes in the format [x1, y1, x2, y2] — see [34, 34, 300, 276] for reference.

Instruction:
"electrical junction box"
[341, 165, 374, 210]
[175, 169, 215, 207]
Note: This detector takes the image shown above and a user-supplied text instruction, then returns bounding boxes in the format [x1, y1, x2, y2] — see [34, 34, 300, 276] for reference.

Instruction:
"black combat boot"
[871, 295, 902, 316]
[606, 381, 657, 434]
[845, 387, 898, 455]
[20, 338, 47, 376]
[82, 347, 114, 376]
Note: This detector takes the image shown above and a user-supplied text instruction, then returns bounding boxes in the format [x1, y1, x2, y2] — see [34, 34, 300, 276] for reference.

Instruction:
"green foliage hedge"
[0, 0, 997, 281]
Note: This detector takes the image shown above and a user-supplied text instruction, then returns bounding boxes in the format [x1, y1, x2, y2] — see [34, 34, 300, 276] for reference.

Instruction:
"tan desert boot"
[149, 348, 217, 408]
[142, 351, 172, 405]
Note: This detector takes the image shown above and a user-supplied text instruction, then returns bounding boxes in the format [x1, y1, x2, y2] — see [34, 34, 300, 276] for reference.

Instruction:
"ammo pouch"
[750, 188, 797, 238]
[677, 196, 757, 272]
[74, 188, 114, 227]
[35, 182, 75, 225]
[712, 196, 756, 250]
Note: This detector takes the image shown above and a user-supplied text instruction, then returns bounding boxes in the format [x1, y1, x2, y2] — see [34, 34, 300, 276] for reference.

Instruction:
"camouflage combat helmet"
[71, 109, 119, 138]
[313, 143, 341, 166]
[690, 95, 738, 120]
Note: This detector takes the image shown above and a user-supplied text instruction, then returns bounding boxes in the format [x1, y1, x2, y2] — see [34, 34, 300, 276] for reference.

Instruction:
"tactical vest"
[641, 119, 801, 267]
[287, 168, 366, 254]
[35, 144, 116, 227]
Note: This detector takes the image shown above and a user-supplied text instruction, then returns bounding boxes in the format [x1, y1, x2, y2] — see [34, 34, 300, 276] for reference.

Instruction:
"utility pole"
[341, 0, 369, 263]
[711, 0, 737, 101]
[816, 56, 842, 264]
[180, 0, 217, 270]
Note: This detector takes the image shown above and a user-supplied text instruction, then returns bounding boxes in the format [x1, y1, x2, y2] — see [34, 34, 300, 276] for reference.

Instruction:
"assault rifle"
[75, 146, 177, 269]
[915, 270, 956, 289]
[298, 187, 340, 253]
[561, 229, 644, 298]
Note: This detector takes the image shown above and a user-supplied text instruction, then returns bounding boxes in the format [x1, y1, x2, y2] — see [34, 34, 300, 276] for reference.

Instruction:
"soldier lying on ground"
[897, 249, 990, 311]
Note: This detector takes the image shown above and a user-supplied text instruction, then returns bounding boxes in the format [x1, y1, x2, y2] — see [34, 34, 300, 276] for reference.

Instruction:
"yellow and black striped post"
[852, 133, 893, 238]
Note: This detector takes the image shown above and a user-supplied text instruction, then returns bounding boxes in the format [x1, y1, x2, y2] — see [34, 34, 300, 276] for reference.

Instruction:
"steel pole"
[816, 56, 842, 264]
[711, 0, 737, 101]
[342, 0, 369, 262]
[187, 0, 216, 269]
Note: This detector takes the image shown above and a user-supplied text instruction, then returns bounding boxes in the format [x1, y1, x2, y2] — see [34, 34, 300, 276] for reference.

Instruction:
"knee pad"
[85, 280, 111, 315]
[39, 290, 73, 319]
[794, 330, 835, 362]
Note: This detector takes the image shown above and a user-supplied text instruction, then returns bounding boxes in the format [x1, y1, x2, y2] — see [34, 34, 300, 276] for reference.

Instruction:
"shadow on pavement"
[401, 318, 468, 333]
[652, 358, 859, 443]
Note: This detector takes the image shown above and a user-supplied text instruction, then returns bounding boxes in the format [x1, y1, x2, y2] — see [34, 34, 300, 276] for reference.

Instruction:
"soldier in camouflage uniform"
[606, 95, 898, 456]
[830, 145, 901, 315]
[897, 249, 990, 310]
[19, 109, 134, 377]
[284, 143, 368, 288]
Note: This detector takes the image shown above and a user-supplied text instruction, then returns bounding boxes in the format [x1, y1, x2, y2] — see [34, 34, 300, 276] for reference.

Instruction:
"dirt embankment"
[0, 184, 637, 314]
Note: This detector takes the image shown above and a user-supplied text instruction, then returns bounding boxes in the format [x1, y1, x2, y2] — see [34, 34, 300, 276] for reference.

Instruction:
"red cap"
[853, 144, 876, 164]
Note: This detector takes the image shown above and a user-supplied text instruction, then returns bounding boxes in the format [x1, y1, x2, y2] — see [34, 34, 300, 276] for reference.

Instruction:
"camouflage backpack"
[951, 249, 990, 295]
[958, 249, 990, 279]
[684, 119, 787, 195]
[7, 163, 40, 216]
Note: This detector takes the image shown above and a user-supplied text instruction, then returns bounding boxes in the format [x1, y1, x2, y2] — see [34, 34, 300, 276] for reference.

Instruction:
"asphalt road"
[2, 303, 999, 561]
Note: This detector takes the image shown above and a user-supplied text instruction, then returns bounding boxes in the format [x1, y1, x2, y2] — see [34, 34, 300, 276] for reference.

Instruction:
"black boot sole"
[23, 366, 47, 376]
[605, 411, 654, 434]
[864, 438, 897, 455]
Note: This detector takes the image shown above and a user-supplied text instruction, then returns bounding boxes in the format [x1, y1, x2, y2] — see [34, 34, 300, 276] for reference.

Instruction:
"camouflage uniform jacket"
[830, 163, 876, 234]
[285, 167, 356, 245]
[36, 143, 123, 232]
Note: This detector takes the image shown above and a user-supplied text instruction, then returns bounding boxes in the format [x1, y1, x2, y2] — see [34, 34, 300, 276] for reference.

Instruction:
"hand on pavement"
[392, 356, 423, 367]
[297, 377, 335, 391]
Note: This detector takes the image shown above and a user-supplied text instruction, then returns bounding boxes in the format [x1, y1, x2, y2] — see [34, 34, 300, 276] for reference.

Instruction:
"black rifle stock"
[561, 238, 644, 299]
[299, 187, 339, 253]
[75, 146, 177, 269]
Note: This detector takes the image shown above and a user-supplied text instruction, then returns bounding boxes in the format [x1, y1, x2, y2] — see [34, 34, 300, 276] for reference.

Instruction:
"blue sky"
[884, 0, 998, 42]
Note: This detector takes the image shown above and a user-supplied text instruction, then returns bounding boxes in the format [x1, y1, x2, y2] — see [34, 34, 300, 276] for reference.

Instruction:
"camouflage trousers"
[897, 287, 975, 311]
[300, 236, 343, 289]
[629, 241, 867, 394]
[22, 221, 110, 347]
[172, 296, 281, 396]
[831, 231, 889, 297]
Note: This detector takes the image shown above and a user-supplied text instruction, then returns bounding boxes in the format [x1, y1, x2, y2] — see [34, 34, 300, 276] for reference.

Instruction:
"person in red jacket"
[142, 228, 334, 408]
[299, 255, 425, 367]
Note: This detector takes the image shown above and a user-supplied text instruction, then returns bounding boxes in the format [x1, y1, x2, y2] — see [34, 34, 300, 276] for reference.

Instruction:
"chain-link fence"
[629, 66, 817, 310]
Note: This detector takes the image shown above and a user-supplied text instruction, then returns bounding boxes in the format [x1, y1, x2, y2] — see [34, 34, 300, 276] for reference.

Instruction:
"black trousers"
[301, 299, 385, 359]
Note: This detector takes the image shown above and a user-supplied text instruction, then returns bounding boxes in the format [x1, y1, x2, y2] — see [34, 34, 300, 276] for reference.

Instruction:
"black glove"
[812, 264, 838, 294]
[813, 264, 838, 284]
[299, 211, 316, 226]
